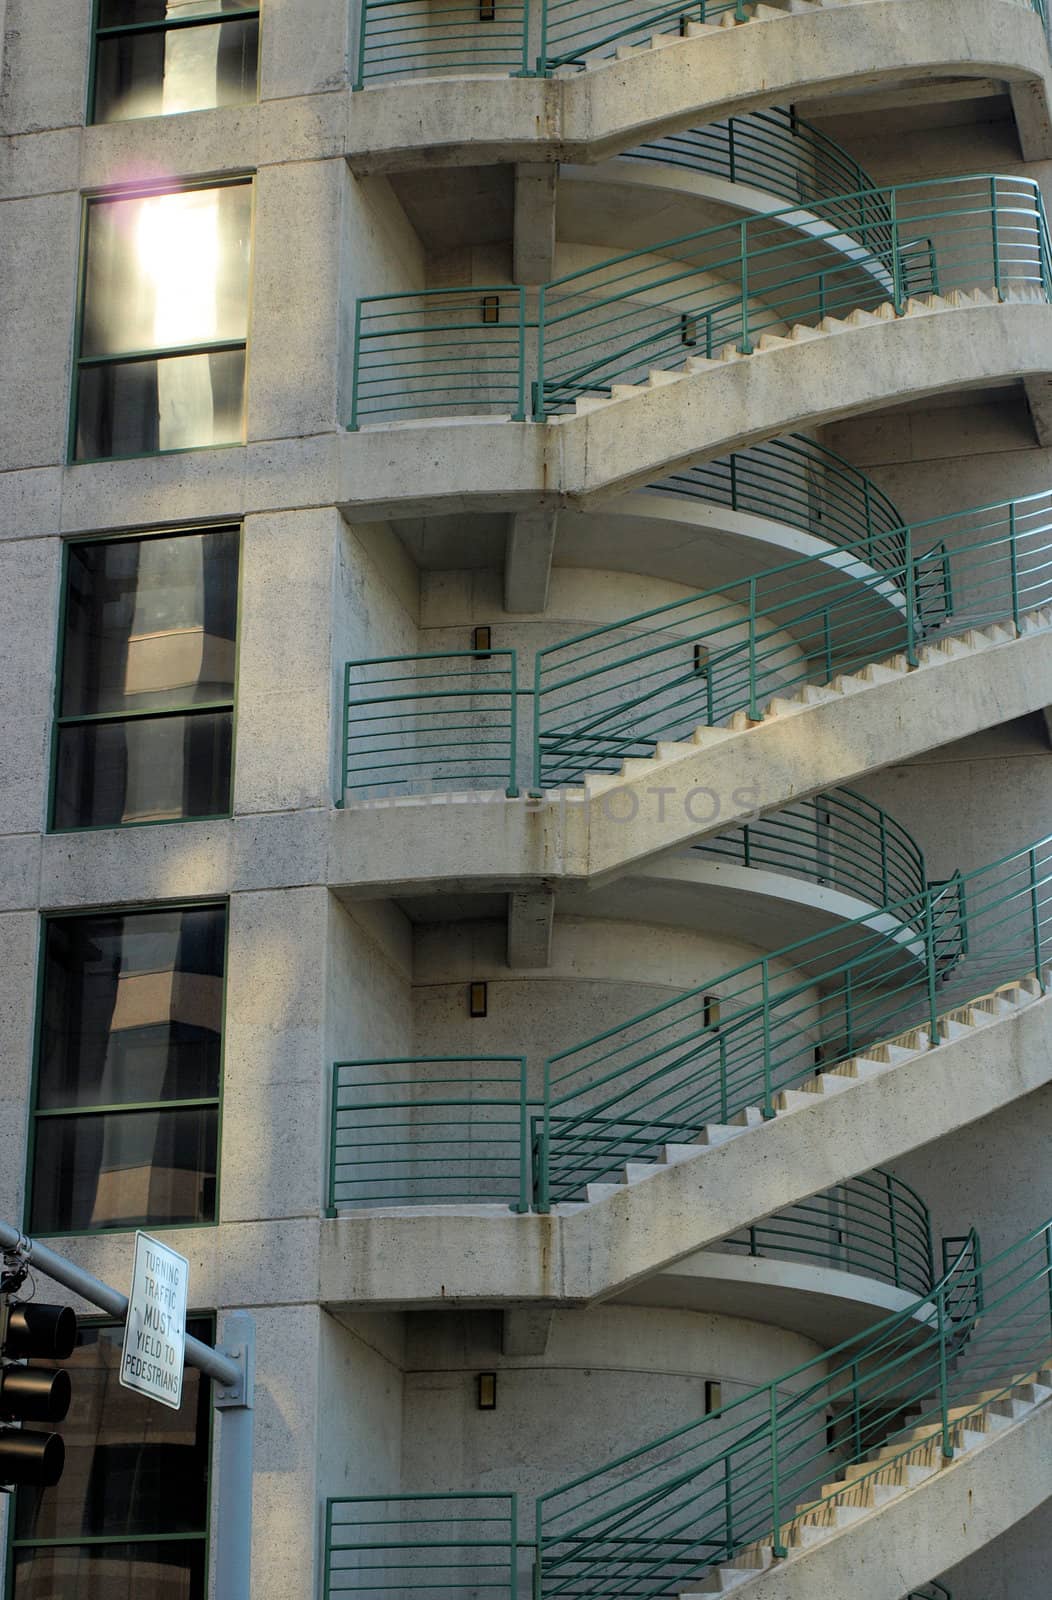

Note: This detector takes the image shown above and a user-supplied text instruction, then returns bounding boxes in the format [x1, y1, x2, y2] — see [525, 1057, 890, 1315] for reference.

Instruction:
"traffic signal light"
[0, 1297, 77, 1488]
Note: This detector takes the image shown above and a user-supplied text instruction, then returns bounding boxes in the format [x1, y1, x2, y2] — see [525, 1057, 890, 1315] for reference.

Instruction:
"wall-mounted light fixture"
[481, 295, 500, 324]
[680, 312, 698, 348]
[479, 0, 496, 19]
[705, 1380, 722, 1414]
[477, 1372, 497, 1409]
[472, 625, 492, 660]
[704, 995, 721, 1030]
[693, 643, 709, 676]
[469, 981, 488, 1018]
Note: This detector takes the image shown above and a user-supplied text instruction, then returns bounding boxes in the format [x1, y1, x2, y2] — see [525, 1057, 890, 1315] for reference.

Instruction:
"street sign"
[119, 1232, 189, 1411]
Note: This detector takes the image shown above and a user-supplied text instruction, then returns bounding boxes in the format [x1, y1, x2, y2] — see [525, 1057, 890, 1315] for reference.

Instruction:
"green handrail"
[718, 1168, 935, 1296]
[652, 433, 909, 574]
[534, 825, 1050, 1208]
[348, 175, 1049, 426]
[533, 486, 1050, 787]
[354, 0, 1048, 81]
[628, 107, 892, 251]
[534, 1219, 1052, 1600]
[693, 787, 928, 915]
[342, 650, 520, 799]
[328, 1057, 531, 1212]
[324, 1494, 519, 1600]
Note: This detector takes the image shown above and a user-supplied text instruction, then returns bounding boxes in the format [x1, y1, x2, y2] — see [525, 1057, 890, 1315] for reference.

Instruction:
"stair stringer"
[318, 990, 1052, 1308]
[696, 1379, 1052, 1600]
[345, 0, 1052, 172]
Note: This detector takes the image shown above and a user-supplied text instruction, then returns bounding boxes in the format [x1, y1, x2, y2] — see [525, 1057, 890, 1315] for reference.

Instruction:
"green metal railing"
[324, 1494, 519, 1600]
[534, 830, 1050, 1208]
[354, 0, 1048, 81]
[349, 175, 1050, 426]
[342, 650, 520, 797]
[628, 107, 892, 252]
[651, 433, 909, 573]
[693, 787, 929, 914]
[534, 1220, 1052, 1600]
[533, 486, 1051, 787]
[718, 1169, 935, 1297]
[328, 1057, 531, 1211]
[323, 1225, 1048, 1600]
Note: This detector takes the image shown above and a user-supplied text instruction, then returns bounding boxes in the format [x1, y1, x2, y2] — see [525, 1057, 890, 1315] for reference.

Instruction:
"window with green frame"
[29, 904, 225, 1236]
[72, 177, 253, 462]
[92, 1, 260, 125]
[51, 525, 240, 831]
[8, 1315, 212, 1599]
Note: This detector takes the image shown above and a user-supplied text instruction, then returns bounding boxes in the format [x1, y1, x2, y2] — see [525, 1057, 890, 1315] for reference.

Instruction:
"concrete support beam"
[507, 889, 555, 968]
[513, 164, 558, 285]
[1023, 374, 1052, 445]
[504, 509, 558, 612]
[1011, 77, 1052, 162]
[502, 1309, 554, 1356]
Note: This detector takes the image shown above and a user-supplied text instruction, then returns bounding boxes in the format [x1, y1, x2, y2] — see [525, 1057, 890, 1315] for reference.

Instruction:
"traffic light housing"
[1, 1298, 77, 1488]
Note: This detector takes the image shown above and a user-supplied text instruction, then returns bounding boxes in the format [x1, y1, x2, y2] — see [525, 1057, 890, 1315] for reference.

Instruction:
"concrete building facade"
[1, 1, 1051, 1597]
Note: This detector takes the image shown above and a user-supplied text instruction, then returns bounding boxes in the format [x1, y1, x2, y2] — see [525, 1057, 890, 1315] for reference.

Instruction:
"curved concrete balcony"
[343, 175, 1052, 518]
[345, 0, 1052, 170]
[335, 487, 1052, 901]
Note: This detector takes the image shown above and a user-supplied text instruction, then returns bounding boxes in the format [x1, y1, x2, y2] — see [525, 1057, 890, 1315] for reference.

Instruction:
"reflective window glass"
[52, 527, 238, 830]
[73, 182, 251, 461]
[30, 905, 225, 1233]
[93, 3, 259, 126]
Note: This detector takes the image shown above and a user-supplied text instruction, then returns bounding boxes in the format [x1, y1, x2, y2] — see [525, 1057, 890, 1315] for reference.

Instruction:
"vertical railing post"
[879, 811, 890, 902]
[729, 452, 738, 510]
[1009, 501, 1021, 629]
[747, 577, 759, 721]
[739, 222, 752, 353]
[990, 177, 1002, 299]
[516, 286, 527, 421]
[761, 959, 774, 1116]
[336, 662, 351, 808]
[507, 650, 520, 798]
[851, 1362, 862, 1459]
[905, 538, 919, 667]
[536, 0, 549, 74]
[323, 1499, 334, 1600]
[723, 1456, 735, 1557]
[843, 967, 854, 1059]
[354, 0, 369, 89]
[769, 1388, 787, 1557]
[520, 0, 531, 76]
[1029, 846, 1046, 989]
[349, 298, 364, 429]
[748, 1225, 758, 1257]
[822, 608, 832, 681]
[534, 285, 547, 418]
[886, 1171, 901, 1287]
[1045, 1226, 1052, 1342]
[518, 1059, 531, 1213]
[890, 188, 904, 314]
[326, 1066, 340, 1218]
[924, 888, 940, 1047]
[509, 1495, 519, 1600]
[728, 118, 736, 184]
[537, 1065, 552, 1212]
[532, 651, 544, 792]
[937, 1285, 954, 1460]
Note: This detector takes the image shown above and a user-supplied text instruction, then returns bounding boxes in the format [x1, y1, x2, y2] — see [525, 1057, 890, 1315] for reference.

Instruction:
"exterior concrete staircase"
[578, 975, 1046, 1207]
[686, 1368, 1052, 1595]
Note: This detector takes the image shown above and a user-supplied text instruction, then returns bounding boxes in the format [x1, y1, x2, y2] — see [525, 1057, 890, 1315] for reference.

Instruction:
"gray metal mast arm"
[0, 1220, 240, 1389]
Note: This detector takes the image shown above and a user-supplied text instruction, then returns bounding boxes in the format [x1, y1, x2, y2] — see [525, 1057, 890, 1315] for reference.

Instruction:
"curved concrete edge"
[343, 0, 1052, 171]
[731, 1393, 1052, 1600]
[341, 301, 1052, 515]
[617, 1251, 929, 1345]
[316, 993, 1052, 1307]
[329, 623, 1052, 896]
[561, 162, 896, 296]
[601, 492, 907, 583]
